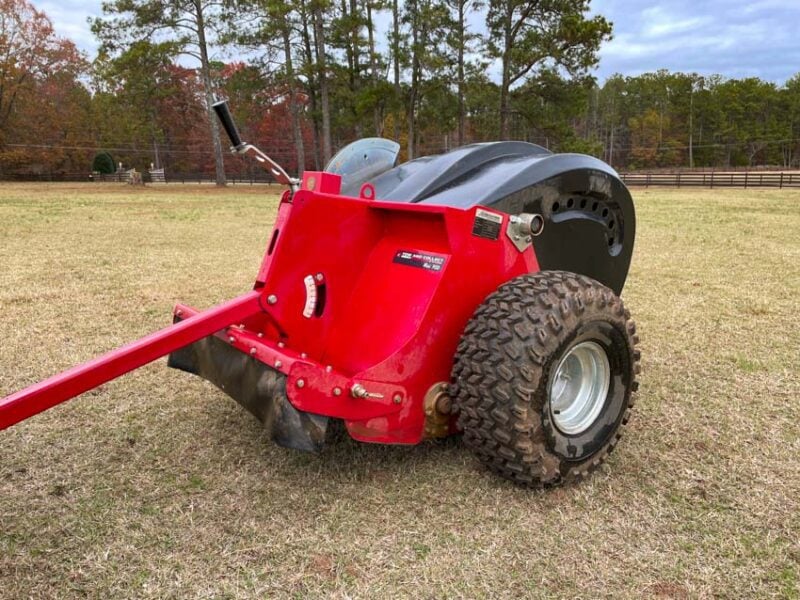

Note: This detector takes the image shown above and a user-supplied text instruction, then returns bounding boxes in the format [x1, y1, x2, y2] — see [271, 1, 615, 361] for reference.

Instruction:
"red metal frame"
[0, 172, 540, 444]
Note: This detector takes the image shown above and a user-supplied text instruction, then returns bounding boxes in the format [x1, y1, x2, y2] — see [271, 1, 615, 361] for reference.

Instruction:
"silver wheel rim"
[549, 341, 611, 435]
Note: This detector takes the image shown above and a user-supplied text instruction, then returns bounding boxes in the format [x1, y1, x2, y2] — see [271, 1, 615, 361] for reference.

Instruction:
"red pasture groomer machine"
[0, 102, 640, 487]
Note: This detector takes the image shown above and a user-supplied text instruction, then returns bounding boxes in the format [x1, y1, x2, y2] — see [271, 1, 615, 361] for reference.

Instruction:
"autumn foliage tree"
[0, 0, 86, 175]
[92, 0, 229, 185]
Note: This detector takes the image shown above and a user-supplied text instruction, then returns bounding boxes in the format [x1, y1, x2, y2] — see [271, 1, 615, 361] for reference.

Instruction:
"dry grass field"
[0, 182, 798, 599]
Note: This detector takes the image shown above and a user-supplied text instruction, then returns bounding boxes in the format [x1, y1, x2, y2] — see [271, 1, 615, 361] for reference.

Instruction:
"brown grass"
[1, 182, 798, 599]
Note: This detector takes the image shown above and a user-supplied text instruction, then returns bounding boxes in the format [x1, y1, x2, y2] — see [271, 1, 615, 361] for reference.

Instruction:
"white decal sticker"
[303, 275, 317, 318]
[475, 208, 503, 223]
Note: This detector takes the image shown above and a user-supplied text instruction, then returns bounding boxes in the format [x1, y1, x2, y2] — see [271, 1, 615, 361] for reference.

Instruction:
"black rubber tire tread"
[451, 270, 640, 487]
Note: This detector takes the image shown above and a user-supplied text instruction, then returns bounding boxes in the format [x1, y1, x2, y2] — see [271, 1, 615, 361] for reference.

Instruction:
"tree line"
[2, 0, 800, 184]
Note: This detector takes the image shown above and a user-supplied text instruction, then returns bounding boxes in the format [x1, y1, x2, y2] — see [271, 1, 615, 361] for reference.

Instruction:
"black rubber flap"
[168, 329, 328, 452]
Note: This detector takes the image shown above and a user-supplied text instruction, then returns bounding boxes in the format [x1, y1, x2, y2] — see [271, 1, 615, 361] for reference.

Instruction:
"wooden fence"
[620, 171, 800, 188]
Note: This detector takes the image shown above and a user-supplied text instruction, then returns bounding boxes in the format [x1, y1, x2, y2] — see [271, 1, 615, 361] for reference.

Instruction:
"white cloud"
[644, 16, 711, 37]
[38, 0, 103, 54]
[593, 0, 799, 82]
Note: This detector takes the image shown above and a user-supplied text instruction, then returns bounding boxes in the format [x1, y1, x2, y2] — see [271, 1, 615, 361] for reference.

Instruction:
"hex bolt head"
[275, 360, 282, 368]
[228, 336, 236, 344]
[393, 394, 403, 405]
[315, 273, 324, 282]
[333, 387, 342, 396]
[325, 365, 333, 373]
[257, 332, 264, 338]
[300, 352, 307, 359]
[296, 379, 305, 388]
[278, 341, 286, 348]
[267, 294, 278, 305]
[176, 309, 183, 316]
[249, 348, 257, 356]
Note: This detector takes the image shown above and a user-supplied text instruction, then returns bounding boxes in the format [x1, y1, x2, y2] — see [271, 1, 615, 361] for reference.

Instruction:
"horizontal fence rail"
[1, 172, 281, 185]
[620, 171, 800, 188]
[6, 170, 800, 189]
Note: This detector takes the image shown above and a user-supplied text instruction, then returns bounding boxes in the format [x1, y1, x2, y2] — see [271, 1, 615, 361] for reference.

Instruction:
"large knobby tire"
[451, 271, 640, 487]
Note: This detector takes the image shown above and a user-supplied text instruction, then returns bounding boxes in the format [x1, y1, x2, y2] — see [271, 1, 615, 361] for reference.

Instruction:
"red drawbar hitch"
[0, 291, 264, 430]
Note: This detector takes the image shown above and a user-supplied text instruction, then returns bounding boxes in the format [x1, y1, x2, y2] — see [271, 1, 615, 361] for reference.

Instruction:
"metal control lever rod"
[212, 99, 300, 192]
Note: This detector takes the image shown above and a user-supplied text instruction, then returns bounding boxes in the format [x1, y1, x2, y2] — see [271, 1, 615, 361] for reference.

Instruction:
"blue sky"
[39, 0, 800, 83]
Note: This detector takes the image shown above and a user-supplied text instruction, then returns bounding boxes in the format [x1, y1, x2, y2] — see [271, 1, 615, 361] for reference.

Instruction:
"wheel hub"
[549, 341, 610, 435]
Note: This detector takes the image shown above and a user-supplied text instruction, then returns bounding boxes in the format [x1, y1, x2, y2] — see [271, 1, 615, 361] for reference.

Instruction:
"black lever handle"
[212, 99, 244, 149]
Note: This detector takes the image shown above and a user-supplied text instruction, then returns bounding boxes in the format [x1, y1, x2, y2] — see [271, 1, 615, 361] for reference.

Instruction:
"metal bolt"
[278, 341, 285, 348]
[267, 294, 278, 305]
[275, 360, 282, 368]
[176, 309, 183, 316]
[333, 387, 342, 396]
[250, 348, 257, 356]
[393, 394, 403, 405]
[296, 379, 305, 388]
[300, 352, 307, 359]
[315, 273, 324, 282]
[325, 365, 333, 373]
[257, 332, 264, 338]
[228, 336, 236, 344]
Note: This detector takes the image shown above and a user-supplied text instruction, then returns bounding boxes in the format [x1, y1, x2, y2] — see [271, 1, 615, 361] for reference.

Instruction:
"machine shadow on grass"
[204, 398, 471, 484]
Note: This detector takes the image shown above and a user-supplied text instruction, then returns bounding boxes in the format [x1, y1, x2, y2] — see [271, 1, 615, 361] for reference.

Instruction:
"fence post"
[780, 172, 784, 189]
[744, 171, 748, 188]
[646, 173, 651, 188]
[710, 171, 714, 189]
[677, 172, 681, 188]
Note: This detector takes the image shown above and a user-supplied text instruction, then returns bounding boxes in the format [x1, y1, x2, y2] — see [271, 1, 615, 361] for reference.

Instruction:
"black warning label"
[472, 208, 503, 240]
[393, 250, 448, 272]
